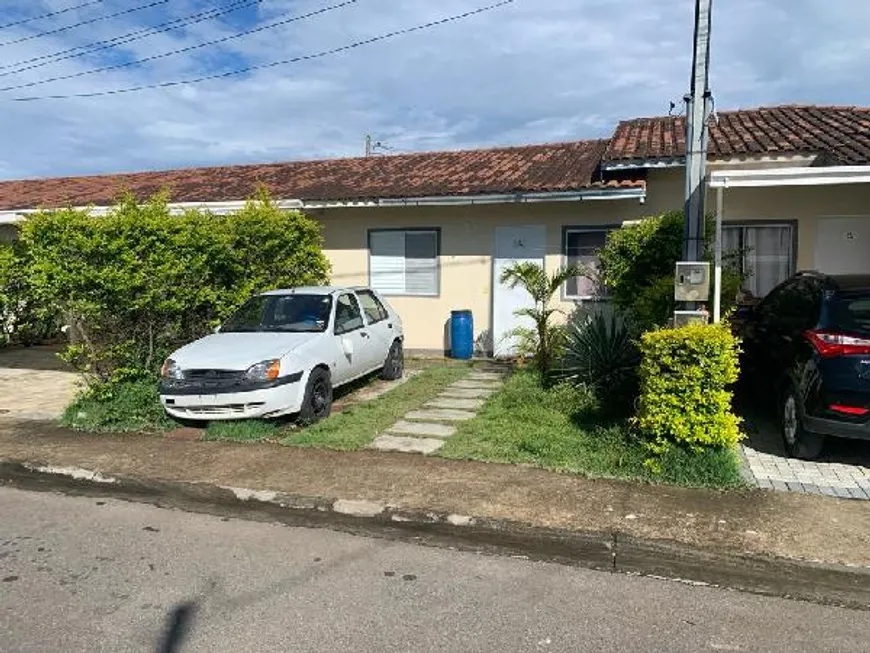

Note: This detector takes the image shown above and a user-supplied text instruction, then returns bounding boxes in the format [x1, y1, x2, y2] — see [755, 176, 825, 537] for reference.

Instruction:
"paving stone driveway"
[0, 346, 79, 421]
[741, 404, 870, 500]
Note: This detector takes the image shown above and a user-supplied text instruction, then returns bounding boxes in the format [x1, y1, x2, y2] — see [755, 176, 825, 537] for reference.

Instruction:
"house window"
[369, 229, 440, 296]
[563, 227, 612, 299]
[722, 223, 795, 297]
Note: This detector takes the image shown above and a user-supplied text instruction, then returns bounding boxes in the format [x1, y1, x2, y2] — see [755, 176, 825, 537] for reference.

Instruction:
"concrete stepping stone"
[468, 372, 504, 381]
[439, 388, 496, 399]
[387, 420, 456, 439]
[425, 398, 484, 411]
[405, 408, 476, 422]
[451, 380, 502, 390]
[371, 434, 444, 454]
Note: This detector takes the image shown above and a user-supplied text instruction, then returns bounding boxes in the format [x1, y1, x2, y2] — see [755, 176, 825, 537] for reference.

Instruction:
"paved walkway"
[741, 406, 870, 500]
[370, 371, 503, 454]
[0, 346, 79, 421]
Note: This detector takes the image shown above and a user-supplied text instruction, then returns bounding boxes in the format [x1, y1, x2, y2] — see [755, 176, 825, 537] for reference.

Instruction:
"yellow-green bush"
[634, 323, 743, 460]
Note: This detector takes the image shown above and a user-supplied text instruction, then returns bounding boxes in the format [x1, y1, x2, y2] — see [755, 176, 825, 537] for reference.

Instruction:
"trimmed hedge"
[634, 323, 743, 460]
[17, 189, 330, 380]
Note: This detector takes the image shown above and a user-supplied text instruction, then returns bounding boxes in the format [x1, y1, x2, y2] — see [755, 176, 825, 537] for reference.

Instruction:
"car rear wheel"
[781, 386, 824, 460]
[299, 368, 332, 425]
[380, 340, 404, 381]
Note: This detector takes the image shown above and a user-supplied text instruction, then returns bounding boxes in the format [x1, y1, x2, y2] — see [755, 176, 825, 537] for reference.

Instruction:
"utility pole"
[682, 0, 714, 263]
[364, 134, 372, 157]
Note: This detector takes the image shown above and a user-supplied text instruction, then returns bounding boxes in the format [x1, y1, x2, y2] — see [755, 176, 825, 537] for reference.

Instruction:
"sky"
[0, 0, 868, 180]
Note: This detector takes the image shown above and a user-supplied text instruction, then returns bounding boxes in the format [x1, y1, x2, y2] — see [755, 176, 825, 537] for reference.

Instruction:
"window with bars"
[368, 229, 440, 296]
[563, 227, 613, 299]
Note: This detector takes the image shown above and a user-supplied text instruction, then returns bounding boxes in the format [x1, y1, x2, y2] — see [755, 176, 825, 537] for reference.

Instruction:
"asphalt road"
[1, 488, 868, 653]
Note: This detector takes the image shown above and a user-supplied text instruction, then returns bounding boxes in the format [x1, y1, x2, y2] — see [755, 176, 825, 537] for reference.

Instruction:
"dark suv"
[736, 271, 870, 459]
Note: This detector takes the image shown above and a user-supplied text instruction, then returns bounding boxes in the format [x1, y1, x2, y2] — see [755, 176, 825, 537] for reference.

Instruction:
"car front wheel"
[781, 386, 824, 460]
[380, 340, 404, 380]
[299, 368, 333, 425]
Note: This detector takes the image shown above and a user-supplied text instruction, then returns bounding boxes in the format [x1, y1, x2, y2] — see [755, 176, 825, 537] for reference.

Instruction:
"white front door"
[492, 225, 546, 358]
[815, 217, 870, 274]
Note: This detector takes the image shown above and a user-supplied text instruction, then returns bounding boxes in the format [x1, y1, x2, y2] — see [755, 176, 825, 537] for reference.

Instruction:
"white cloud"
[0, 0, 868, 180]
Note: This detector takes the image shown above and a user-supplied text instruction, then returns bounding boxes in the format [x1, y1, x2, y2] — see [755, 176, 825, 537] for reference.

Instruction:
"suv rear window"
[827, 291, 870, 336]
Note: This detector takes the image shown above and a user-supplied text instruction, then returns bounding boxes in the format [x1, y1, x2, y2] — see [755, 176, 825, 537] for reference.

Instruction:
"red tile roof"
[0, 139, 640, 212]
[604, 105, 870, 165]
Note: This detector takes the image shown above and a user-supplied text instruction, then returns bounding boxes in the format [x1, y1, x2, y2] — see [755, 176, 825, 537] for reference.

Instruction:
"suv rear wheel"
[781, 386, 825, 460]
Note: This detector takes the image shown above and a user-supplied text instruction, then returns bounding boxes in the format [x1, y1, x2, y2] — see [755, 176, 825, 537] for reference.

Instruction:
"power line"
[1, 0, 358, 92]
[0, 0, 106, 31]
[0, 0, 170, 48]
[13, 0, 516, 102]
[0, 0, 261, 78]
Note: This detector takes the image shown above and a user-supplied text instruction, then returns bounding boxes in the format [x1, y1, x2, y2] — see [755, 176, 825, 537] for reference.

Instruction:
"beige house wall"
[316, 169, 870, 352]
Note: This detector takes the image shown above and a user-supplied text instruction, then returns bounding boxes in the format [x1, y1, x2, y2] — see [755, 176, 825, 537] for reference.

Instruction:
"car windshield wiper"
[263, 325, 322, 333]
[221, 326, 261, 333]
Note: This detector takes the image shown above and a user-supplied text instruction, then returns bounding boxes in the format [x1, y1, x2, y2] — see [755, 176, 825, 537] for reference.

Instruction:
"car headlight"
[161, 358, 184, 380]
[245, 359, 281, 381]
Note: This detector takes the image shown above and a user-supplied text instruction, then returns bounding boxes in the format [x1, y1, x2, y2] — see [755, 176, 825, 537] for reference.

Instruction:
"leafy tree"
[598, 211, 744, 331]
[17, 188, 330, 381]
[499, 262, 585, 381]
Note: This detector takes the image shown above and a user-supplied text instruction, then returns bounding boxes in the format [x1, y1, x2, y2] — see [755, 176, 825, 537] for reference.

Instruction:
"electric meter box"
[674, 262, 710, 302]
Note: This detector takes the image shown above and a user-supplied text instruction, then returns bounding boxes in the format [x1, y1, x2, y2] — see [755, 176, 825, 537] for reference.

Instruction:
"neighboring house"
[1, 104, 869, 353]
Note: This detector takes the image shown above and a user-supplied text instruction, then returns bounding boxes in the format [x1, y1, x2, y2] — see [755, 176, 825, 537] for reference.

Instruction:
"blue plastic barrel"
[450, 310, 474, 360]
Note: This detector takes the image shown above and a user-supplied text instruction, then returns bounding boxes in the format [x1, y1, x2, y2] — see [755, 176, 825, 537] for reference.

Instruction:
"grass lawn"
[62, 379, 176, 433]
[438, 371, 745, 489]
[279, 364, 470, 450]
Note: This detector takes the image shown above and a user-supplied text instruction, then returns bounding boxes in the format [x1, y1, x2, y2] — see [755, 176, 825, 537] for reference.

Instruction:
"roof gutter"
[302, 187, 646, 209]
[0, 199, 304, 225]
[708, 165, 870, 188]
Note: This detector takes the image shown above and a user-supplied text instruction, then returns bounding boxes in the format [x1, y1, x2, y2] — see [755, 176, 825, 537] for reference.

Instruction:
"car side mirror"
[214, 325, 222, 334]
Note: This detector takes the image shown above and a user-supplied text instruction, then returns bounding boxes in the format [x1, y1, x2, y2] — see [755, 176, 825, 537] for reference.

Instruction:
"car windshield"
[828, 291, 870, 336]
[221, 294, 332, 333]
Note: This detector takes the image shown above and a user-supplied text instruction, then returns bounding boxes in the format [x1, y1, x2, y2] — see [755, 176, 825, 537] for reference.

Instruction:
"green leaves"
[499, 262, 583, 379]
[634, 323, 743, 460]
[16, 189, 330, 381]
[559, 306, 640, 415]
[598, 211, 747, 331]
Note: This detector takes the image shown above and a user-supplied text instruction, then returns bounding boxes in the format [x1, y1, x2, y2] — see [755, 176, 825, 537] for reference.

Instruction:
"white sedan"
[158, 286, 404, 423]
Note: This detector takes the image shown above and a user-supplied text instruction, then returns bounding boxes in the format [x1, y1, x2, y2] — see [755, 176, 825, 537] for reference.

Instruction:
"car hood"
[170, 332, 319, 371]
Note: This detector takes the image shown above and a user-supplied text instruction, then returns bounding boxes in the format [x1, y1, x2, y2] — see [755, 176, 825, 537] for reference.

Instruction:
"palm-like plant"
[499, 262, 586, 379]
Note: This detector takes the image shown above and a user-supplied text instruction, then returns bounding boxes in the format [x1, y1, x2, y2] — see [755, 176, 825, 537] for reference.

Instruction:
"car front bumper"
[159, 373, 305, 421]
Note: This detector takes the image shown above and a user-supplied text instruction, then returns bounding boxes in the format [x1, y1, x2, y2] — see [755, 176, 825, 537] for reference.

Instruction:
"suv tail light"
[804, 329, 870, 358]
[829, 404, 870, 416]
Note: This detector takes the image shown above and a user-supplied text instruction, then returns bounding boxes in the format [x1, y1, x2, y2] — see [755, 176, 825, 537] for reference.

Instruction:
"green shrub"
[634, 323, 743, 465]
[558, 305, 639, 416]
[0, 238, 61, 346]
[0, 243, 13, 345]
[62, 379, 175, 433]
[598, 211, 744, 330]
[17, 188, 330, 380]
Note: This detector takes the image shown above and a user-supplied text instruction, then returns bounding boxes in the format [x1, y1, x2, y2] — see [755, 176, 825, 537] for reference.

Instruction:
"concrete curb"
[2, 458, 869, 611]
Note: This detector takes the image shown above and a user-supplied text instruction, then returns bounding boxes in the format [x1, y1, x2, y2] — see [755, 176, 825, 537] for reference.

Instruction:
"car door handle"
[360, 331, 370, 338]
[387, 323, 393, 329]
